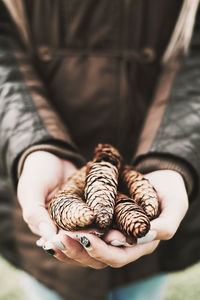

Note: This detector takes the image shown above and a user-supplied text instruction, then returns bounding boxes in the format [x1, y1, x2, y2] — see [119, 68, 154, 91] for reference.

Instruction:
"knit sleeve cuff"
[132, 153, 198, 199]
[17, 143, 86, 179]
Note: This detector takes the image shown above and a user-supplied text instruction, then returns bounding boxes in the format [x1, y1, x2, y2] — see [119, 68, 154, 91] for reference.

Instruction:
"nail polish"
[45, 249, 55, 256]
[79, 236, 91, 248]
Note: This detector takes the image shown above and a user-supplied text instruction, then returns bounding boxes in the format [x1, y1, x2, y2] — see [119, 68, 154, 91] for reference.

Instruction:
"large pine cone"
[84, 144, 122, 229]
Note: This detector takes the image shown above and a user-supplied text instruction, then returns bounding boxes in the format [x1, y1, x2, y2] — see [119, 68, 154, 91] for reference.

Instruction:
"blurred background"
[1, 255, 200, 300]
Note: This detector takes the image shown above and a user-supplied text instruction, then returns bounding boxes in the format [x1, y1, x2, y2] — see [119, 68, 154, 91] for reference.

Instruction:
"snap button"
[37, 45, 53, 62]
[141, 48, 156, 63]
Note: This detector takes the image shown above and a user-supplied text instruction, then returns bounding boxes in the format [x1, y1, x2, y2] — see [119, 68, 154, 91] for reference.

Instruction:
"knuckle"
[87, 248, 101, 260]
[110, 260, 125, 268]
[65, 249, 79, 259]
[91, 253, 102, 261]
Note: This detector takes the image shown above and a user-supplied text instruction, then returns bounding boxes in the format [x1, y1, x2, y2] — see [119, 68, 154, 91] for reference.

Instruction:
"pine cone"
[115, 193, 150, 238]
[85, 144, 122, 229]
[93, 143, 122, 169]
[49, 166, 95, 230]
[121, 165, 160, 220]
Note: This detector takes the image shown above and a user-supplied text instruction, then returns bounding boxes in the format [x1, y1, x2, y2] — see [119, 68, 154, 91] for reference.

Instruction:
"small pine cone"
[121, 165, 159, 220]
[49, 166, 95, 230]
[85, 144, 122, 229]
[115, 193, 150, 238]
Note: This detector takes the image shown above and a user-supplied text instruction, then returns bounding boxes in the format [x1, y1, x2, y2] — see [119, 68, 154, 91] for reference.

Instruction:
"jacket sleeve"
[0, 2, 85, 185]
[133, 16, 200, 200]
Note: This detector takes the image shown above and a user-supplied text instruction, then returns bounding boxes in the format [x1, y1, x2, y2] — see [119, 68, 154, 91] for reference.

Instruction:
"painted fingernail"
[79, 236, 91, 248]
[45, 249, 55, 256]
[137, 230, 157, 245]
[39, 222, 56, 240]
[110, 240, 126, 247]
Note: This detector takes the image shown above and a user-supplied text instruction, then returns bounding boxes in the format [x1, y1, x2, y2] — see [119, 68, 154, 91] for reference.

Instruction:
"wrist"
[17, 144, 83, 179]
[20, 150, 78, 180]
[133, 153, 197, 199]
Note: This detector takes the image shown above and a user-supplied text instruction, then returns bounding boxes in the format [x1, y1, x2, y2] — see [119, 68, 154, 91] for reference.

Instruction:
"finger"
[144, 170, 189, 241]
[17, 177, 58, 236]
[57, 233, 107, 269]
[60, 229, 133, 247]
[22, 202, 57, 237]
[137, 230, 157, 245]
[42, 241, 82, 265]
[59, 228, 105, 239]
[103, 229, 127, 246]
[78, 233, 159, 268]
[150, 195, 188, 241]
[18, 190, 57, 237]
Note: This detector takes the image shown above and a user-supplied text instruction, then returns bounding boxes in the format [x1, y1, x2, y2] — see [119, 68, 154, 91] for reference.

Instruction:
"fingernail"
[110, 240, 126, 247]
[45, 249, 55, 256]
[91, 231, 104, 238]
[36, 237, 45, 247]
[43, 241, 55, 250]
[51, 236, 65, 251]
[123, 243, 134, 247]
[137, 230, 157, 245]
[39, 222, 56, 240]
[43, 241, 56, 256]
[79, 236, 91, 248]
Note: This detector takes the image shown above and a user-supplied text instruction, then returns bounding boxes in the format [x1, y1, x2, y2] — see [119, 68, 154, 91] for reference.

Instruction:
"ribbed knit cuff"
[17, 143, 85, 179]
[133, 153, 197, 198]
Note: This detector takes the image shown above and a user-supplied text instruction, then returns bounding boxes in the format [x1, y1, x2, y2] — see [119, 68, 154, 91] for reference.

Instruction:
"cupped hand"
[56, 169, 188, 269]
[145, 169, 189, 240]
[17, 151, 109, 268]
[17, 151, 78, 236]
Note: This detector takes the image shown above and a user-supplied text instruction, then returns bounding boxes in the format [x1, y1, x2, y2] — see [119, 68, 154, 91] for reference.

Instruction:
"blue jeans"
[20, 272, 168, 300]
[108, 274, 168, 300]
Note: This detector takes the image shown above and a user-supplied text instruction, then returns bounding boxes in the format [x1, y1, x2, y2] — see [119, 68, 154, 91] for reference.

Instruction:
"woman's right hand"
[17, 151, 108, 268]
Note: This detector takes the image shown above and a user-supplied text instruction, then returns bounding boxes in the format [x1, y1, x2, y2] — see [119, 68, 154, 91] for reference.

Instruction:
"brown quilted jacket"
[1, 1, 200, 299]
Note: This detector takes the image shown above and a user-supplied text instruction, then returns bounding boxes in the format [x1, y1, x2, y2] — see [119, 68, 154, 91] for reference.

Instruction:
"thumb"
[22, 203, 57, 237]
[17, 180, 57, 237]
[150, 193, 188, 241]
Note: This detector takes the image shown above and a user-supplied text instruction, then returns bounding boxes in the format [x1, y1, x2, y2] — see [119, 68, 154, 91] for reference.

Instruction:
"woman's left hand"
[68, 170, 188, 268]
[41, 169, 188, 269]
